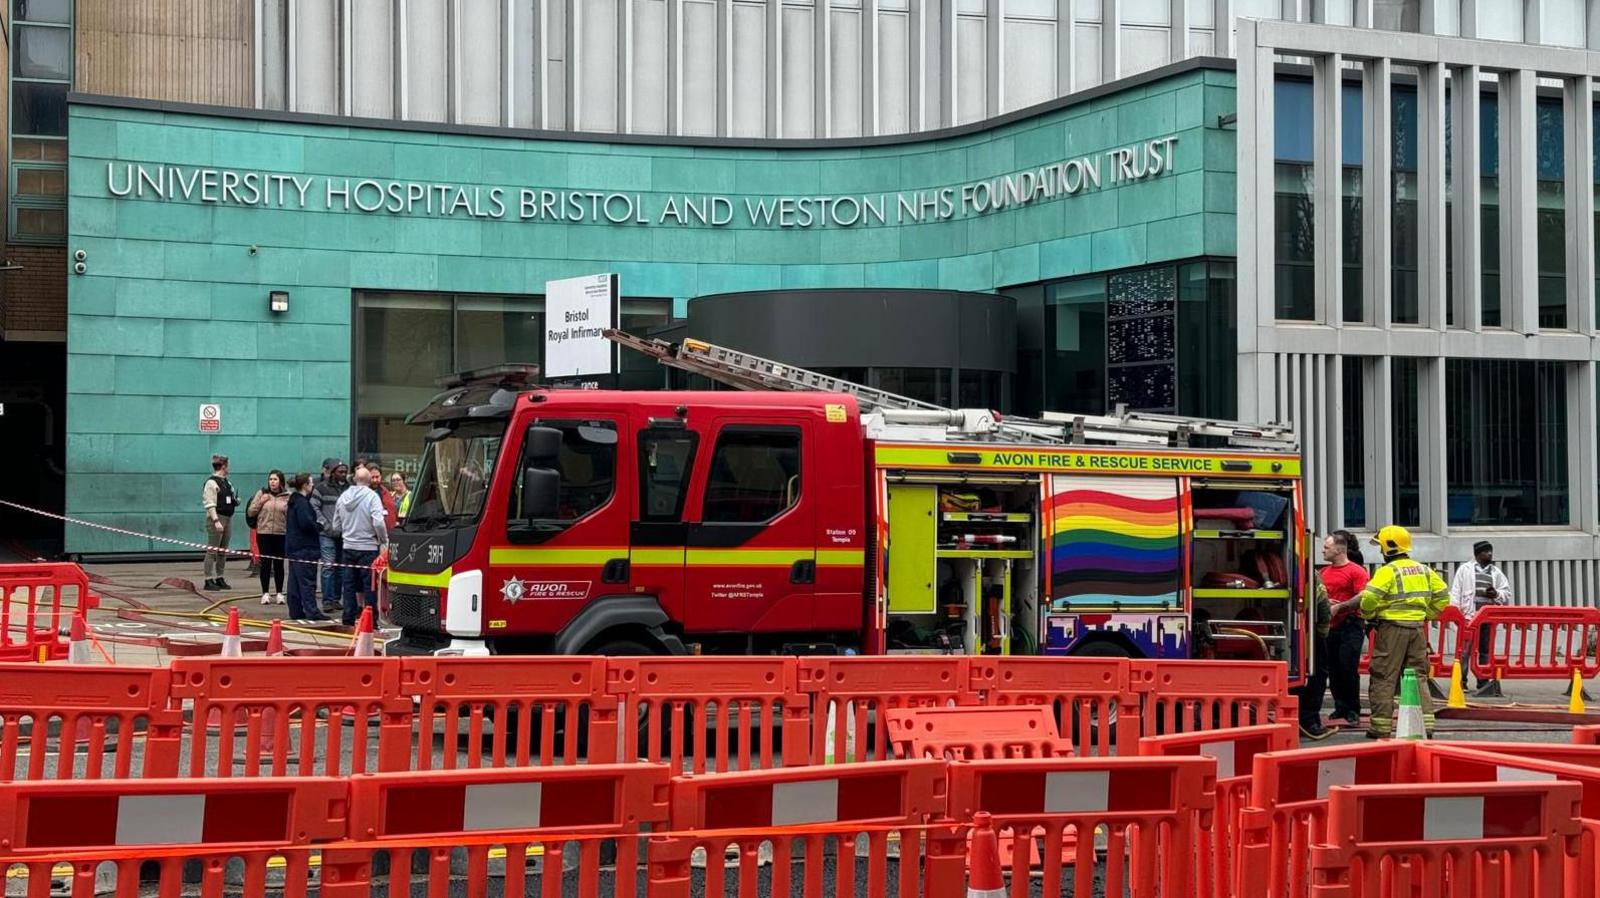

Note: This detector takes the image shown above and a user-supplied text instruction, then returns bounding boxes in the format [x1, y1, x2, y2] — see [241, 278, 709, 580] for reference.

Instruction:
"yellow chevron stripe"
[386, 568, 452, 588]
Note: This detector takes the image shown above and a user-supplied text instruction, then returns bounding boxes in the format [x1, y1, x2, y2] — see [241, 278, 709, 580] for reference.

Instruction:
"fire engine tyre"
[588, 638, 660, 657]
[1066, 638, 1133, 747]
[553, 595, 687, 657]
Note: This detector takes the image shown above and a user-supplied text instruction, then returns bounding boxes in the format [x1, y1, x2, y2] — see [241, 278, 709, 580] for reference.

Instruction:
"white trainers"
[275, 593, 287, 605]
[260, 593, 273, 605]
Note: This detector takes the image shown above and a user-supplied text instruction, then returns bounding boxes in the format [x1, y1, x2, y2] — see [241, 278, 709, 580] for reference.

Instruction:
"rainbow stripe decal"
[1050, 476, 1181, 607]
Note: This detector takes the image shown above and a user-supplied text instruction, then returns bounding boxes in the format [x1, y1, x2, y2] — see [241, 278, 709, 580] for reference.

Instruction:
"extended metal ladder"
[603, 329, 1296, 450]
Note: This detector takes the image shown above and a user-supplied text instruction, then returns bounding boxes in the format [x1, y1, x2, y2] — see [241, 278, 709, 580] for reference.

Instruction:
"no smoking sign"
[198, 403, 222, 433]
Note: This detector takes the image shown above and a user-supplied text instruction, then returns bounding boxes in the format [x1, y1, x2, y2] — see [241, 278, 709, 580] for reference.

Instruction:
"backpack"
[210, 475, 238, 518]
[245, 490, 263, 529]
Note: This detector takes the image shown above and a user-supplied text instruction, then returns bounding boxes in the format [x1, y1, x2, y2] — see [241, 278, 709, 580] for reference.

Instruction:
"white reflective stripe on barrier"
[773, 780, 840, 826]
[1044, 770, 1109, 813]
[1316, 757, 1357, 798]
[115, 794, 206, 845]
[1497, 767, 1557, 783]
[1200, 740, 1237, 778]
[1423, 796, 1484, 841]
[464, 782, 544, 831]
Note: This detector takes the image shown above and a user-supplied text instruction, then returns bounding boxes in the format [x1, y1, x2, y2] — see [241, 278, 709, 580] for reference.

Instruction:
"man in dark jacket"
[313, 460, 349, 612]
[284, 473, 330, 622]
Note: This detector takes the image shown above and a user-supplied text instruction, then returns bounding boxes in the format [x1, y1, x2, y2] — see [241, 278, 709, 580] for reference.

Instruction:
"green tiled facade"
[65, 67, 1237, 553]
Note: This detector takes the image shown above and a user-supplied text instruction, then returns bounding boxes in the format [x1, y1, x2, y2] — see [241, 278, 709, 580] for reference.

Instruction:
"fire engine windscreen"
[405, 421, 503, 529]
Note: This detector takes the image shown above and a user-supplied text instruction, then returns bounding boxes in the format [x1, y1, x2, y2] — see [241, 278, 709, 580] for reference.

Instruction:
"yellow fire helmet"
[1370, 525, 1413, 558]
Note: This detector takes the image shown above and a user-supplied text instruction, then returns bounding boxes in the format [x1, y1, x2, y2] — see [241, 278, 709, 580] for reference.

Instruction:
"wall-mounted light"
[269, 290, 289, 313]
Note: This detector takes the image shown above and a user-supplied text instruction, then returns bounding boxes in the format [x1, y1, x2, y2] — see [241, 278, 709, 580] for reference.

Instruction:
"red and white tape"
[0, 499, 380, 570]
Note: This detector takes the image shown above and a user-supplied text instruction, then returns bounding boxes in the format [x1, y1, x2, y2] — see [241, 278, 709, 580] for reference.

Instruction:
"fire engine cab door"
[684, 421, 813, 633]
[630, 425, 700, 622]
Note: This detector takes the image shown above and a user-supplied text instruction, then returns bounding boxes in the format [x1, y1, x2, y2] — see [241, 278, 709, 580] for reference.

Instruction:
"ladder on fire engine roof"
[602, 329, 1298, 451]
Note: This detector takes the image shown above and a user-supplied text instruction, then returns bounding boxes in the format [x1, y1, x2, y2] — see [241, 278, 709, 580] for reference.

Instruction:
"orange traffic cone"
[966, 811, 1005, 898]
[352, 607, 375, 657]
[67, 612, 92, 665]
[265, 620, 285, 657]
[221, 606, 242, 658]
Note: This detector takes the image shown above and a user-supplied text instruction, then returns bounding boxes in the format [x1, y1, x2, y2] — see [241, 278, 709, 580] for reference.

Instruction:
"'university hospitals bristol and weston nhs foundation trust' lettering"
[102, 136, 1177, 230]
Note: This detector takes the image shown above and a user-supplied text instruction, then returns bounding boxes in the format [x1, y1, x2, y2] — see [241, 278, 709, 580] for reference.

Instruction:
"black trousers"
[1327, 619, 1367, 719]
[256, 533, 286, 593]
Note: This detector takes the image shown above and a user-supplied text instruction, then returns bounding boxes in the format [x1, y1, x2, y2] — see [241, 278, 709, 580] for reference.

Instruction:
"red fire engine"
[385, 333, 1311, 682]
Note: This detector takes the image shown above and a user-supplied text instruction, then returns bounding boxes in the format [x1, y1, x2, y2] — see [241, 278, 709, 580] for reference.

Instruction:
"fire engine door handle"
[790, 560, 816, 584]
[602, 558, 630, 583]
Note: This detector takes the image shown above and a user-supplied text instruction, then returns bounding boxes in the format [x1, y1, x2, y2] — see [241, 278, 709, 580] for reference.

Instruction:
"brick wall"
[1, 245, 68, 337]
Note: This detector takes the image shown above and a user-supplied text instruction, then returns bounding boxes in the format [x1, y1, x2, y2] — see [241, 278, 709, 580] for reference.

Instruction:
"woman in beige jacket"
[248, 470, 291, 604]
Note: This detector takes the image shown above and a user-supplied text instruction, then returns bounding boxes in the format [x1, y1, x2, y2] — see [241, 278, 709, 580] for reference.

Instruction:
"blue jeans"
[341, 548, 380, 625]
[319, 536, 341, 604]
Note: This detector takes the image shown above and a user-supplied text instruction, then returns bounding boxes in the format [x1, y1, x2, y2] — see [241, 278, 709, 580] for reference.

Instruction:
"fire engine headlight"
[443, 569, 483, 637]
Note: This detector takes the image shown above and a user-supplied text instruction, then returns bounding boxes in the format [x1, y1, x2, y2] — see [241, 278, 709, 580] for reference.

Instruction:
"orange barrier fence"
[1131, 658, 1294, 736]
[0, 655, 1295, 783]
[1469, 605, 1600, 683]
[10, 740, 1600, 896]
[885, 705, 1075, 759]
[1237, 740, 1417, 898]
[970, 655, 1138, 755]
[1357, 604, 1470, 678]
[944, 755, 1218, 897]
[0, 562, 97, 662]
[1138, 723, 1298, 898]
[1579, 725, 1600, 746]
[1312, 781, 1583, 897]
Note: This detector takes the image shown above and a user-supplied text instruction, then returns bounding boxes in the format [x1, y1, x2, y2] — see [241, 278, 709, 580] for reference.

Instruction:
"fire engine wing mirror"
[520, 467, 561, 520]
[523, 425, 564, 465]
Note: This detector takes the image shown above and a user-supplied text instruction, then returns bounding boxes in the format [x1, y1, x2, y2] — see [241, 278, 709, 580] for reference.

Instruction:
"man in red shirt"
[1321, 530, 1370, 727]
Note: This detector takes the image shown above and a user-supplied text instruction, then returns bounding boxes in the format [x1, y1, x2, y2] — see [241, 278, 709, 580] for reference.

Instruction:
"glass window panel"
[877, 368, 952, 407]
[1446, 360, 1569, 525]
[12, 138, 65, 162]
[1342, 358, 1366, 528]
[1275, 162, 1315, 319]
[1275, 78, 1314, 163]
[1391, 358, 1420, 527]
[14, 167, 64, 198]
[14, 205, 63, 237]
[1482, 91, 1503, 326]
[1107, 267, 1177, 412]
[14, 0, 70, 24]
[1045, 276, 1106, 413]
[454, 296, 543, 373]
[1392, 85, 1419, 323]
[12, 81, 66, 136]
[1372, 0, 1420, 31]
[1537, 98, 1567, 328]
[1177, 261, 1237, 419]
[957, 370, 1001, 409]
[523, 419, 619, 523]
[14, 25, 69, 79]
[639, 429, 698, 521]
[703, 428, 802, 524]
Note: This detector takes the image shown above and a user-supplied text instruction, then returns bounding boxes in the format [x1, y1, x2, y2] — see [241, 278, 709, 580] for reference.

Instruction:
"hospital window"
[10, 0, 71, 243]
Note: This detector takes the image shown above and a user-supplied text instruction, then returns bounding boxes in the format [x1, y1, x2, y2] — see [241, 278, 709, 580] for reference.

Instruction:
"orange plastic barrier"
[944, 755, 1217, 897]
[396, 656, 617, 768]
[169, 657, 411, 777]
[0, 775, 348, 898]
[1357, 604, 1470, 677]
[1236, 740, 1417, 898]
[608, 656, 809, 772]
[0, 666, 182, 780]
[1138, 724, 1297, 898]
[797, 656, 970, 763]
[885, 705, 1074, 759]
[1310, 781, 1583, 897]
[968, 655, 1137, 755]
[0, 562, 98, 662]
[1131, 659, 1292, 737]
[333, 763, 671, 898]
[653, 759, 951, 898]
[1469, 605, 1600, 682]
[1578, 725, 1600, 746]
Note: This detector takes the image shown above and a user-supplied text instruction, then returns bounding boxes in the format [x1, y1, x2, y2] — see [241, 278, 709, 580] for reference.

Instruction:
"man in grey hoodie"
[335, 465, 388, 626]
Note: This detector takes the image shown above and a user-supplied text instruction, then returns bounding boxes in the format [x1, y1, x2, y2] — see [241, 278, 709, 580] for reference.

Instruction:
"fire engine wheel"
[588, 638, 660, 657]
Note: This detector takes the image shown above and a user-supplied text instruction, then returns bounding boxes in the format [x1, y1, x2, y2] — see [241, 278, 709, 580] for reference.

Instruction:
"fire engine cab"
[385, 333, 1310, 682]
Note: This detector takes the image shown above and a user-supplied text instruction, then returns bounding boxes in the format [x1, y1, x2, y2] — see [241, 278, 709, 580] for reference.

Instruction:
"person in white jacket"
[1450, 540, 1512, 691]
[334, 465, 388, 626]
